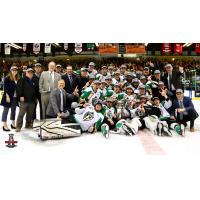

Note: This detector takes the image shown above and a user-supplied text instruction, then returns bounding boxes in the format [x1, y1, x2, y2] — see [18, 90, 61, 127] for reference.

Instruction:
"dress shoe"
[190, 128, 195, 132]
[15, 128, 21, 132]
[11, 124, 16, 129]
[25, 125, 33, 129]
[3, 126, 11, 132]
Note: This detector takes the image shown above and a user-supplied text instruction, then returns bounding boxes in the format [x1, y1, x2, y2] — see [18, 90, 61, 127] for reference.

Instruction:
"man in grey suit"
[46, 79, 79, 119]
[39, 61, 61, 119]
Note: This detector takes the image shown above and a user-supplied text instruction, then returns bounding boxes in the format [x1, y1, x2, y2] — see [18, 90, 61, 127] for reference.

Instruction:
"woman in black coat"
[1, 66, 20, 131]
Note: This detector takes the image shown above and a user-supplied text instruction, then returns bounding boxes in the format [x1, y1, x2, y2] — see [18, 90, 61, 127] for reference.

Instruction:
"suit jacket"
[162, 71, 184, 90]
[46, 88, 75, 117]
[170, 96, 198, 118]
[16, 76, 38, 103]
[1, 76, 18, 107]
[62, 73, 79, 94]
[39, 71, 61, 94]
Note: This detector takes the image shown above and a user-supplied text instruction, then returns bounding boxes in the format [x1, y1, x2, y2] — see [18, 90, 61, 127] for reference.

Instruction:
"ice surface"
[0, 92, 199, 156]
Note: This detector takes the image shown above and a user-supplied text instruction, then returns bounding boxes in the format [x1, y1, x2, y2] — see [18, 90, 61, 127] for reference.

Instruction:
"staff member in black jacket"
[16, 68, 38, 132]
[1, 66, 20, 131]
[32, 63, 42, 120]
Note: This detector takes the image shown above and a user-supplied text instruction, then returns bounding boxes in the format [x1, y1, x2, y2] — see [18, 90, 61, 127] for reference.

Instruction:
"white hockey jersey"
[74, 106, 103, 131]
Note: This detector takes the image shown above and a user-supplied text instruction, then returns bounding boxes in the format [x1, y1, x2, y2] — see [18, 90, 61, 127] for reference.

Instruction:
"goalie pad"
[143, 115, 159, 135]
[115, 118, 141, 136]
[33, 119, 82, 140]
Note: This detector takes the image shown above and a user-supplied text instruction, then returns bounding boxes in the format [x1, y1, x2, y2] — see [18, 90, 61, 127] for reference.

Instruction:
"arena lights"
[144, 43, 148, 46]
[8, 43, 22, 49]
[183, 43, 193, 47]
[52, 43, 61, 47]
[95, 43, 99, 47]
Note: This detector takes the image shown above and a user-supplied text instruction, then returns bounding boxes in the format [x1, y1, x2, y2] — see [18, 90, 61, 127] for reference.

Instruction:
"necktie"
[179, 100, 184, 120]
[69, 75, 72, 85]
[168, 73, 172, 91]
[60, 90, 64, 112]
[49, 72, 54, 91]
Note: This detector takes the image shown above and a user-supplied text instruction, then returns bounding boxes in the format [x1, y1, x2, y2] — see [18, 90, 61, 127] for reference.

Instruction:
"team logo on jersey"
[83, 111, 94, 121]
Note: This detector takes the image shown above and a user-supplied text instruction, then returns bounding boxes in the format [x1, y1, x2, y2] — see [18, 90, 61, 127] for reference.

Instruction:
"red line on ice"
[138, 129, 165, 155]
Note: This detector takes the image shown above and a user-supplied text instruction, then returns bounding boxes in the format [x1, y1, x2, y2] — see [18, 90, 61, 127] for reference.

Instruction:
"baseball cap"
[89, 74, 95, 79]
[144, 67, 149, 70]
[81, 67, 88, 72]
[93, 80, 101, 84]
[158, 81, 164, 85]
[139, 84, 146, 89]
[10, 66, 18, 71]
[176, 89, 183, 93]
[35, 63, 41, 67]
[56, 64, 62, 68]
[140, 75, 146, 80]
[133, 78, 139, 82]
[152, 96, 160, 101]
[154, 70, 161, 74]
[89, 62, 95, 66]
[165, 63, 172, 68]
[26, 68, 34, 72]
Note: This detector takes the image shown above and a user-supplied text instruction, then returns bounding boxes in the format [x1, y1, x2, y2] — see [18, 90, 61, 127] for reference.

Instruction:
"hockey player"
[100, 79, 114, 99]
[80, 80, 103, 106]
[88, 62, 97, 76]
[120, 64, 127, 79]
[108, 65, 115, 77]
[96, 66, 108, 81]
[124, 85, 136, 109]
[131, 78, 140, 90]
[103, 97, 118, 130]
[151, 96, 185, 136]
[137, 84, 152, 100]
[132, 95, 161, 135]
[111, 83, 126, 101]
[112, 70, 124, 85]
[122, 72, 134, 89]
[73, 101, 105, 134]
[105, 75, 114, 90]
[81, 74, 96, 92]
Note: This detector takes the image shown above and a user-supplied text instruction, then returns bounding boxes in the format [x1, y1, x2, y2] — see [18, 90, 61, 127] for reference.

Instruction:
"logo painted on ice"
[5, 134, 18, 148]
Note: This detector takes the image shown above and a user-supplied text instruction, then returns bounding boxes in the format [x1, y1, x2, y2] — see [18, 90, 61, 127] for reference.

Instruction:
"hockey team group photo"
[0, 43, 200, 146]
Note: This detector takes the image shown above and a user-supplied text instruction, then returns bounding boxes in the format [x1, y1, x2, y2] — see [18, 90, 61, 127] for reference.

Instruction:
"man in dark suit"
[46, 79, 79, 119]
[62, 65, 80, 108]
[162, 63, 184, 99]
[170, 89, 199, 132]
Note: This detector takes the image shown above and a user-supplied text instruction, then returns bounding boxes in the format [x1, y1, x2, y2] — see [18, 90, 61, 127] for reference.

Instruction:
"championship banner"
[64, 43, 68, 50]
[75, 43, 82, 53]
[174, 43, 182, 54]
[125, 44, 146, 54]
[119, 43, 126, 54]
[44, 43, 51, 53]
[99, 43, 119, 54]
[162, 43, 171, 55]
[4, 44, 11, 55]
[87, 43, 95, 50]
[23, 43, 27, 51]
[195, 43, 200, 53]
[33, 43, 40, 54]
